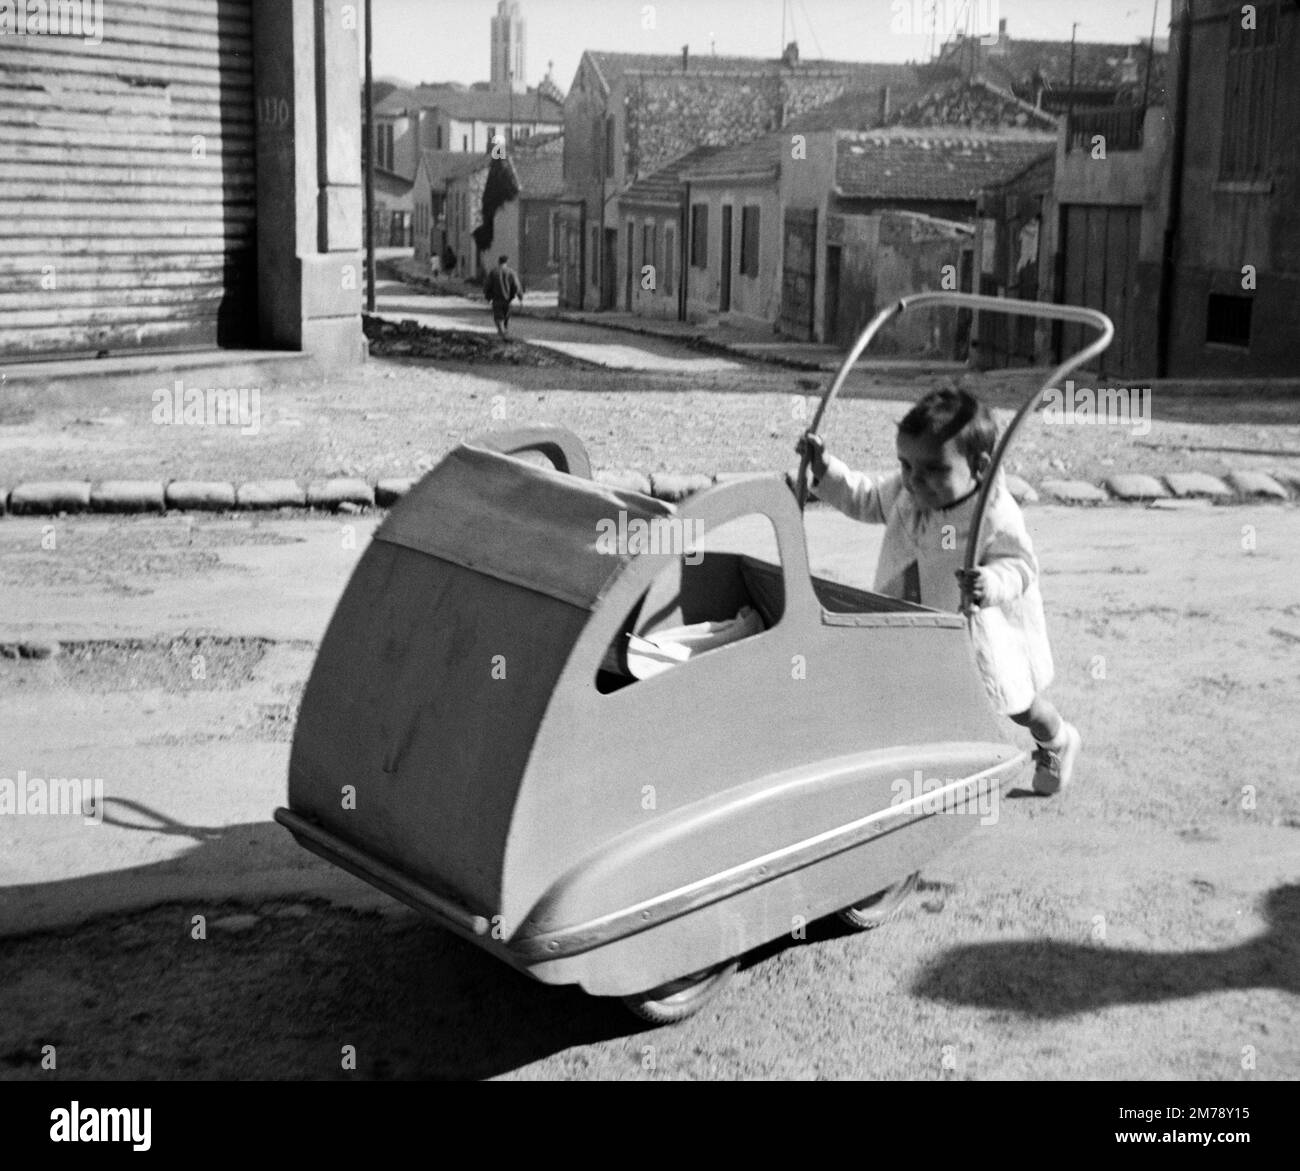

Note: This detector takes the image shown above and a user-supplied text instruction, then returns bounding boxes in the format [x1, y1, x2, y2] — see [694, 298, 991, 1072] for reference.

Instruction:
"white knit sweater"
[815, 456, 1055, 715]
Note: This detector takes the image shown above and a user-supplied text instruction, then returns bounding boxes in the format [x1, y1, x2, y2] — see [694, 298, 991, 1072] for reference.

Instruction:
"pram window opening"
[595, 516, 785, 694]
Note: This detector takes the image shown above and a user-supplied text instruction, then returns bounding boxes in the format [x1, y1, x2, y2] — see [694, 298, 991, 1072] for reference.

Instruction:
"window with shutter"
[741, 206, 761, 278]
[691, 204, 708, 268]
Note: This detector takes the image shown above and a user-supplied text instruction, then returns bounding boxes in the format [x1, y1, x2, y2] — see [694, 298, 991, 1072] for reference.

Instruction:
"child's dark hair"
[897, 389, 997, 473]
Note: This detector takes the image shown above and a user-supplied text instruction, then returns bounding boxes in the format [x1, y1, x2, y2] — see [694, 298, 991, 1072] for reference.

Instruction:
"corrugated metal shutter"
[0, 0, 256, 360]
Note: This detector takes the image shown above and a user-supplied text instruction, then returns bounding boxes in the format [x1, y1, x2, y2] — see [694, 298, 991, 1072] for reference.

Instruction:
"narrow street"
[375, 278, 749, 373]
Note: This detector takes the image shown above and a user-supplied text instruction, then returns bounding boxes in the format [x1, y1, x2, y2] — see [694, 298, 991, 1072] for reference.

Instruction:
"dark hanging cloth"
[472, 155, 521, 252]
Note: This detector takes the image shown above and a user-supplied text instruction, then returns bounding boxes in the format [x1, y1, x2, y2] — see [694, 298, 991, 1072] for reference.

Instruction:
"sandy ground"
[1, 505, 1296, 1080]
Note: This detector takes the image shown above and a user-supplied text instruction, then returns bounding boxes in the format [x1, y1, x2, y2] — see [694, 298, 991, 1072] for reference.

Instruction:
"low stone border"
[1, 468, 1295, 516]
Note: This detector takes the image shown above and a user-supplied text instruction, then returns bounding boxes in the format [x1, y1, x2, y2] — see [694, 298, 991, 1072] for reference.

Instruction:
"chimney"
[682, 44, 689, 72]
[782, 40, 799, 67]
[878, 84, 891, 124]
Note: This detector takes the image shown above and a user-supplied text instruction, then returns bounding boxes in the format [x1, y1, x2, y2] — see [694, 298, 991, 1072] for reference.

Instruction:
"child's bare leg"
[1011, 697, 1080, 794]
[1008, 695, 1063, 745]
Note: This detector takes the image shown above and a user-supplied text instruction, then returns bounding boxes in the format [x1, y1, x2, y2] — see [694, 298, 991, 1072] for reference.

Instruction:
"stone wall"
[624, 72, 862, 183]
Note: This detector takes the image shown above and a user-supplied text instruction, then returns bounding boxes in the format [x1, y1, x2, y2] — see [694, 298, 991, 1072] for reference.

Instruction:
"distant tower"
[490, 1, 526, 93]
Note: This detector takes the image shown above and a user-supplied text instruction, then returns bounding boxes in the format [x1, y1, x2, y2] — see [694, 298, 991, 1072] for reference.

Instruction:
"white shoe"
[1032, 722, 1081, 795]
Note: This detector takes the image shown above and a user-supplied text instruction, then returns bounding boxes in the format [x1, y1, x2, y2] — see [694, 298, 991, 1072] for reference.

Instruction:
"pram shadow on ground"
[0, 802, 630, 1079]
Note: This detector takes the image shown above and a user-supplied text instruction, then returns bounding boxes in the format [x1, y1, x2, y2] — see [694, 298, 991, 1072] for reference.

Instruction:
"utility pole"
[1071, 21, 1081, 120]
[1141, 0, 1159, 110]
[364, 0, 375, 313]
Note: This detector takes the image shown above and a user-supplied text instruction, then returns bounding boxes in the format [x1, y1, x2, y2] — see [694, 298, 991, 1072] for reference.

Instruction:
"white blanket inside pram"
[612, 605, 765, 680]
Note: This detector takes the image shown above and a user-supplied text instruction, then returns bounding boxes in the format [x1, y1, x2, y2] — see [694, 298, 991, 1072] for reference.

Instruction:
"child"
[797, 388, 1080, 794]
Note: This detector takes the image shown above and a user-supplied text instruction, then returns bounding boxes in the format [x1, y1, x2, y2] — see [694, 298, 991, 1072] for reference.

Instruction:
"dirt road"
[2, 505, 1296, 1079]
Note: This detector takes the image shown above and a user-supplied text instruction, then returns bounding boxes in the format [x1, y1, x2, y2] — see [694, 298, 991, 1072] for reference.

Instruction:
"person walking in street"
[484, 254, 524, 338]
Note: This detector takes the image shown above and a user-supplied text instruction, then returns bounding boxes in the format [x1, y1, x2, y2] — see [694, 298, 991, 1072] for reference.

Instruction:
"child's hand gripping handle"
[955, 568, 986, 617]
[793, 432, 828, 500]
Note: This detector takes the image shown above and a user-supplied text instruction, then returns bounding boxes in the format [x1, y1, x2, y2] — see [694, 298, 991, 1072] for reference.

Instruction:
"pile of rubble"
[362, 316, 585, 368]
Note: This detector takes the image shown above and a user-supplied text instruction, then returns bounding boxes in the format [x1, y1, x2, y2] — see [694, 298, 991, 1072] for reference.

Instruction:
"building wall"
[556, 204, 588, 308]
[1049, 105, 1170, 375]
[432, 114, 561, 154]
[561, 56, 890, 311]
[833, 195, 976, 223]
[974, 156, 1057, 368]
[1166, 0, 1300, 377]
[682, 180, 782, 327]
[478, 198, 562, 291]
[412, 166, 435, 266]
[826, 212, 973, 355]
[781, 131, 837, 341]
[375, 111, 419, 179]
[255, 0, 364, 367]
[620, 202, 682, 319]
[444, 169, 490, 278]
[561, 55, 610, 308]
[519, 198, 565, 290]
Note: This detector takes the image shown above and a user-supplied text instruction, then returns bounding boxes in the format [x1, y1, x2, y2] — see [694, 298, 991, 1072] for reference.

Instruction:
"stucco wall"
[1166, 0, 1300, 376]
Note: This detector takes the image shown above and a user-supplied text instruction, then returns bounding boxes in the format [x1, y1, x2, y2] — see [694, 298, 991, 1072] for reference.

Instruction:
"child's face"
[896, 432, 980, 510]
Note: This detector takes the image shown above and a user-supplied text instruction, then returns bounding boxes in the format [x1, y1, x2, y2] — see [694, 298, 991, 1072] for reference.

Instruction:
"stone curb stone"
[595, 468, 653, 495]
[1105, 473, 1168, 501]
[1004, 474, 1039, 504]
[1268, 468, 1300, 495]
[90, 480, 165, 513]
[1148, 498, 1214, 511]
[1226, 470, 1289, 500]
[166, 481, 237, 511]
[8, 481, 92, 515]
[210, 914, 260, 933]
[1165, 472, 1232, 498]
[235, 480, 306, 509]
[306, 478, 375, 510]
[650, 472, 714, 502]
[18, 639, 60, 660]
[1039, 479, 1108, 504]
[374, 478, 416, 507]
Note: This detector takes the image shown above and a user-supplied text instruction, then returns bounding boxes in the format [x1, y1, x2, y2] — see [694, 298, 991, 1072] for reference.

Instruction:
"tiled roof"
[784, 82, 927, 132]
[378, 85, 563, 123]
[586, 50, 918, 91]
[679, 133, 784, 181]
[510, 134, 566, 199]
[889, 78, 1059, 131]
[678, 80, 923, 180]
[420, 150, 491, 189]
[374, 168, 414, 197]
[428, 89, 565, 123]
[926, 35, 1167, 102]
[836, 129, 1055, 202]
[623, 145, 730, 204]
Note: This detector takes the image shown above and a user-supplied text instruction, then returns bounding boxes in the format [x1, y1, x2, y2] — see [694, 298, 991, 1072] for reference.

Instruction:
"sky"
[372, 0, 1169, 89]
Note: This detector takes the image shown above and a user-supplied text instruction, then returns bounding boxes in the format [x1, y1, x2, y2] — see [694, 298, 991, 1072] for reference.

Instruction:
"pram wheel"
[620, 960, 739, 1024]
[837, 871, 920, 930]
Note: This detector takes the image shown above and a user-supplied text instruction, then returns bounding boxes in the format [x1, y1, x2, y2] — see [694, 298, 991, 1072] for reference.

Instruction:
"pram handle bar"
[473, 424, 593, 479]
[794, 292, 1114, 608]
